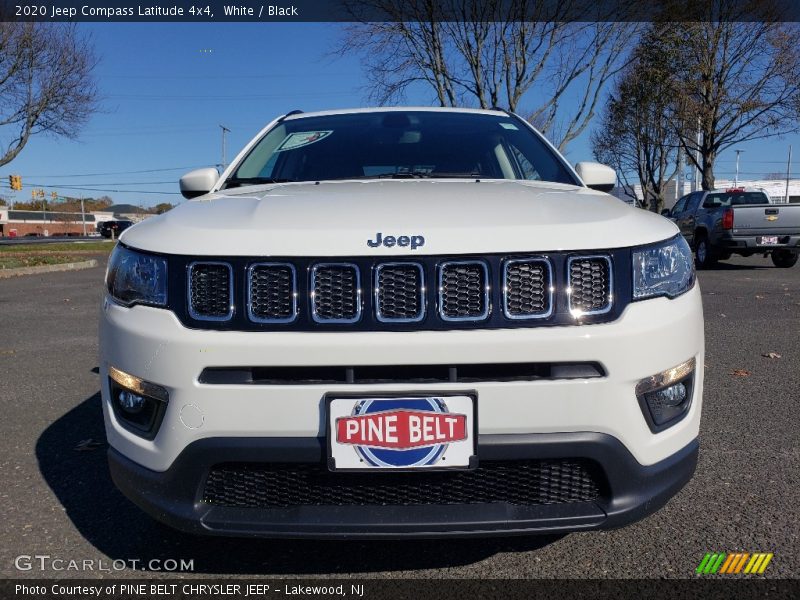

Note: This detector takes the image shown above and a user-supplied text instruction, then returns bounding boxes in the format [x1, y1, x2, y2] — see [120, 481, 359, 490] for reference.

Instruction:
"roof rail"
[277, 109, 304, 123]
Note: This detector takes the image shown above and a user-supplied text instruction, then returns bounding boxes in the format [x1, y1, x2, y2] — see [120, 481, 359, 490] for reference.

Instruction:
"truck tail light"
[722, 208, 734, 230]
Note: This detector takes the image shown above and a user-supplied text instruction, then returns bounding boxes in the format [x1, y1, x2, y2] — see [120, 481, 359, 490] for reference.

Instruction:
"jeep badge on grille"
[367, 232, 425, 250]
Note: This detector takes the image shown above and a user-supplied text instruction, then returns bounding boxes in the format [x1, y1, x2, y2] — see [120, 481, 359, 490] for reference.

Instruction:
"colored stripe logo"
[696, 552, 773, 574]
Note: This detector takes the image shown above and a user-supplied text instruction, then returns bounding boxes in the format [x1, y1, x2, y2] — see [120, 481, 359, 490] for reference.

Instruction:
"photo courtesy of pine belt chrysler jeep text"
[100, 107, 704, 538]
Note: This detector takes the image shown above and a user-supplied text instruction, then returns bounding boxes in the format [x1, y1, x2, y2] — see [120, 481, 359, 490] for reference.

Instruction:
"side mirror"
[661, 208, 671, 217]
[575, 162, 616, 193]
[179, 167, 219, 199]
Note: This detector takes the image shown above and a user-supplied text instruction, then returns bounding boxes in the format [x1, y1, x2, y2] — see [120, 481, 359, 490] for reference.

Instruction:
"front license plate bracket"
[325, 391, 478, 472]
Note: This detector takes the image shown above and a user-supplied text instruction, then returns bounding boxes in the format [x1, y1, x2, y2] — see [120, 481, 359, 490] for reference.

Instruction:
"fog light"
[117, 390, 145, 414]
[636, 358, 695, 432]
[653, 382, 687, 406]
[108, 366, 169, 440]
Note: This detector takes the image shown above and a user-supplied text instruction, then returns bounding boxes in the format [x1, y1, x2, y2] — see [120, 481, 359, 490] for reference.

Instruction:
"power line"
[715, 159, 798, 164]
[2, 182, 180, 195]
[103, 73, 351, 80]
[56, 181, 177, 186]
[106, 91, 354, 100]
[18, 166, 206, 178]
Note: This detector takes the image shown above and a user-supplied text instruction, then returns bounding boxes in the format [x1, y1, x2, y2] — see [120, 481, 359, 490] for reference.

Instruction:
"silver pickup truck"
[664, 189, 800, 268]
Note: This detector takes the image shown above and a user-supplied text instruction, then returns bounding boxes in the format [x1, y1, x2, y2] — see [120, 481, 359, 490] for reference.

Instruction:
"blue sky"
[2, 22, 798, 208]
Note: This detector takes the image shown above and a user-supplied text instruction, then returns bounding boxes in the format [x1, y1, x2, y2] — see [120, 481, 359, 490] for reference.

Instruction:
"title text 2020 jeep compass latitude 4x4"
[101, 108, 703, 538]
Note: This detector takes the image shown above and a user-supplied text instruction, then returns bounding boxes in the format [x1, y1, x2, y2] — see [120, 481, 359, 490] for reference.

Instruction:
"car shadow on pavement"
[36, 392, 563, 575]
[704, 261, 772, 271]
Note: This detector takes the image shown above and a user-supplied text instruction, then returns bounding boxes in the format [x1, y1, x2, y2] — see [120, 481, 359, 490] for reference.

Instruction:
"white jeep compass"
[100, 107, 703, 538]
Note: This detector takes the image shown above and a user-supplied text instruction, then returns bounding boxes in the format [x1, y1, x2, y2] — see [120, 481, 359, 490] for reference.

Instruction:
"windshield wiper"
[331, 171, 482, 181]
[425, 172, 482, 178]
[224, 176, 294, 188]
[329, 173, 428, 180]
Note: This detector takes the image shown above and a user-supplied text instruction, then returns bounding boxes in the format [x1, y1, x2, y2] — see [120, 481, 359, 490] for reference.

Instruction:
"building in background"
[0, 201, 154, 237]
[105, 204, 154, 223]
[612, 178, 800, 210]
[0, 208, 118, 237]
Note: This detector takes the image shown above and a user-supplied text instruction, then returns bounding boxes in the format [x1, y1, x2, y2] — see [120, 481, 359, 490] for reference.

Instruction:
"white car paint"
[101, 287, 703, 471]
[101, 107, 704, 536]
[122, 179, 678, 257]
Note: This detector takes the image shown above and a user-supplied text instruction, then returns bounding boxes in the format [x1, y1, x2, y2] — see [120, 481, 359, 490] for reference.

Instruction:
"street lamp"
[734, 149, 744, 187]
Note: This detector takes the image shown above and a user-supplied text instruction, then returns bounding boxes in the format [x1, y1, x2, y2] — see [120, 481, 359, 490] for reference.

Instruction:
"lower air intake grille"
[189, 262, 232, 320]
[376, 263, 424, 322]
[202, 459, 603, 508]
[311, 263, 360, 323]
[248, 263, 296, 323]
[504, 259, 551, 318]
[439, 261, 488, 321]
[568, 256, 612, 315]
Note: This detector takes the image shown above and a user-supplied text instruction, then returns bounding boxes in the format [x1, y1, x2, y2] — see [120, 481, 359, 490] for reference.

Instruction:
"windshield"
[705, 191, 770, 207]
[227, 111, 578, 187]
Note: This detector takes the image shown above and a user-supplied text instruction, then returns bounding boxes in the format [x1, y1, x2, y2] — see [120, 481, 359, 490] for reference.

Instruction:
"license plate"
[759, 236, 779, 245]
[327, 394, 476, 471]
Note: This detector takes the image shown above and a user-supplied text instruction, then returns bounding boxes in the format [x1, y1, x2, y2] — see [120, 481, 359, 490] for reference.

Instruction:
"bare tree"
[592, 28, 681, 212]
[339, 0, 637, 150]
[0, 22, 98, 167]
[654, 2, 800, 190]
[152, 202, 175, 214]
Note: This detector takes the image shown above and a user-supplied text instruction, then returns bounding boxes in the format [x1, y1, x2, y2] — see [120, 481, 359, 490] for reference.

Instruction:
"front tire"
[695, 236, 717, 269]
[771, 249, 798, 268]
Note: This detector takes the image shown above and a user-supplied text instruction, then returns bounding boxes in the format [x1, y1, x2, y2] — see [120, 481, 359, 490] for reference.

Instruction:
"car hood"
[121, 180, 678, 256]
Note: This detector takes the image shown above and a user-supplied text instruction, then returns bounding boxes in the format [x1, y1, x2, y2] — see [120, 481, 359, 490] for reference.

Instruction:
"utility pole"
[220, 124, 230, 169]
[40, 190, 46, 236]
[80, 194, 87, 236]
[734, 149, 744, 187]
[693, 118, 701, 192]
[787, 145, 793, 205]
[676, 148, 684, 202]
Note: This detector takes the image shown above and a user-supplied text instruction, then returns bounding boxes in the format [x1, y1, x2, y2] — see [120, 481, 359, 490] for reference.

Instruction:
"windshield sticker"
[275, 131, 333, 152]
[499, 122, 519, 130]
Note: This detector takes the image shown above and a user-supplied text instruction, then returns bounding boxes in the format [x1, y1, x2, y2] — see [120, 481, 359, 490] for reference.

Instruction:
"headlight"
[632, 234, 694, 300]
[106, 245, 167, 307]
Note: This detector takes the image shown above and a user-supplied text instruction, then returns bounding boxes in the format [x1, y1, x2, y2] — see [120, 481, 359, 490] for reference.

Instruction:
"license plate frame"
[325, 391, 478, 472]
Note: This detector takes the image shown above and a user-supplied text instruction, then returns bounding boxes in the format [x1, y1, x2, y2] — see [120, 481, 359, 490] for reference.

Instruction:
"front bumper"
[100, 285, 704, 472]
[108, 433, 699, 539]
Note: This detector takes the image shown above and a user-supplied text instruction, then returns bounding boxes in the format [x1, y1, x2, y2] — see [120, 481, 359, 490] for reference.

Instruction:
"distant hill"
[106, 204, 148, 215]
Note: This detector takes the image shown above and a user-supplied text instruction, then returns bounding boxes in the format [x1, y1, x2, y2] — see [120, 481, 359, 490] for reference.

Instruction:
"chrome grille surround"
[567, 255, 613, 316]
[438, 260, 490, 322]
[310, 262, 362, 324]
[502, 257, 554, 320]
[246, 262, 297, 324]
[374, 262, 426, 323]
[188, 261, 234, 321]
[173, 250, 626, 331]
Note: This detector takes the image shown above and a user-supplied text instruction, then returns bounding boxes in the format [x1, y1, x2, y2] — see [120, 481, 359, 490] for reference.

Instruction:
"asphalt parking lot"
[0, 254, 798, 579]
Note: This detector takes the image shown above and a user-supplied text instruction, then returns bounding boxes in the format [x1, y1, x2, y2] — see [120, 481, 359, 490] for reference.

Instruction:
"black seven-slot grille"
[568, 256, 613, 315]
[188, 262, 233, 321]
[439, 261, 489, 321]
[202, 459, 603, 508]
[247, 263, 296, 323]
[503, 258, 552, 319]
[171, 250, 627, 331]
[311, 263, 361, 323]
[375, 263, 425, 322]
